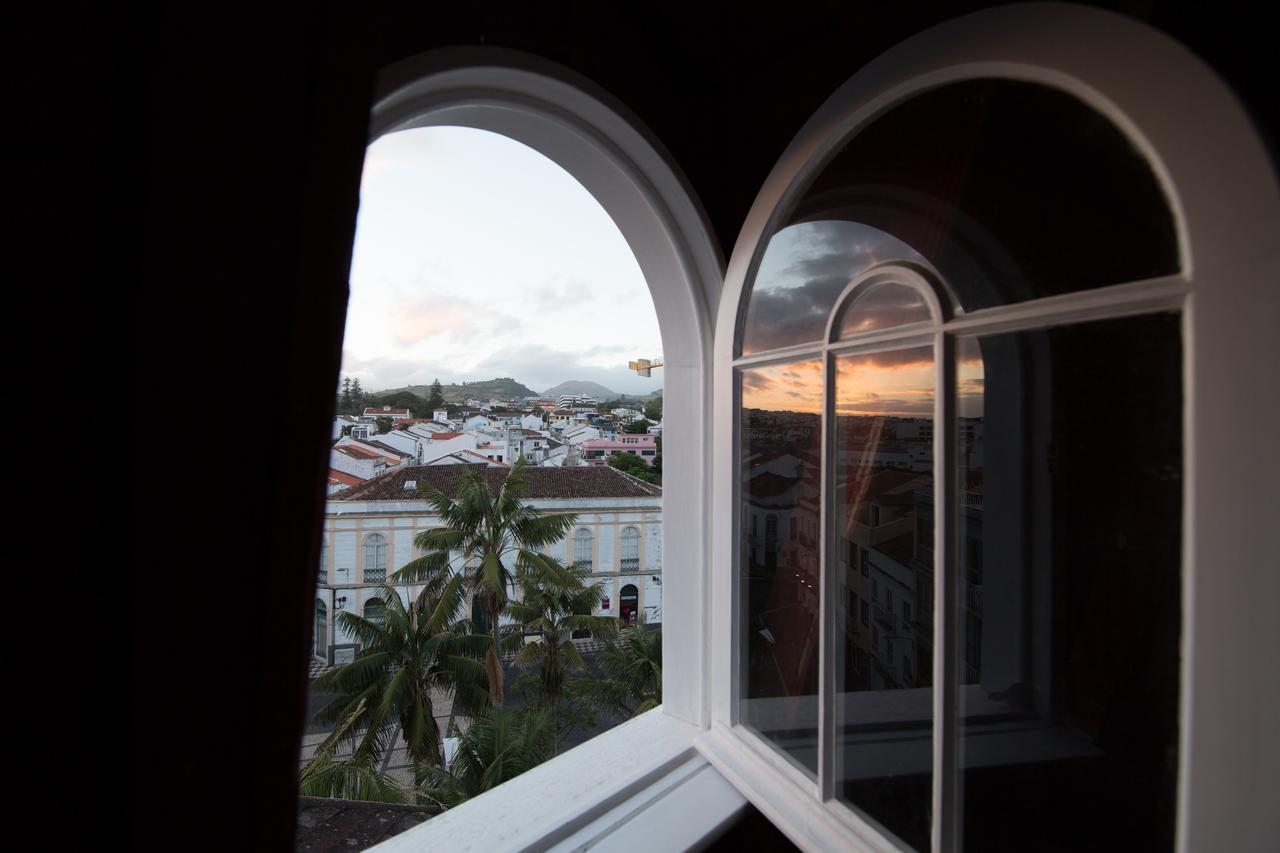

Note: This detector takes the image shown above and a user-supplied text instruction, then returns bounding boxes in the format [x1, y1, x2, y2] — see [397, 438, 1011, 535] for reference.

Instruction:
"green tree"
[340, 377, 354, 415]
[376, 416, 393, 434]
[419, 707, 553, 809]
[427, 379, 445, 412]
[570, 621, 662, 718]
[350, 378, 366, 413]
[306, 573, 490, 793]
[507, 564, 617, 753]
[643, 395, 662, 422]
[299, 698, 408, 803]
[607, 451, 659, 485]
[622, 418, 651, 434]
[393, 459, 577, 707]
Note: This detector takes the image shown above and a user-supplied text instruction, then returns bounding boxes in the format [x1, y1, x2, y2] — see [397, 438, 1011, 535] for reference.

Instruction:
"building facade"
[313, 464, 662, 662]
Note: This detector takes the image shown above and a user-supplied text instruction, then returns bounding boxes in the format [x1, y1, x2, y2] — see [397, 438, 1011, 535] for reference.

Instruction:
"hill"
[377, 377, 538, 404]
[542, 380, 620, 399]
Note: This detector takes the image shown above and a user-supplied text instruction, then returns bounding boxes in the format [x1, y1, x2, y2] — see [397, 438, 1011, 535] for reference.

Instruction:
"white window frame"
[363, 46, 732, 852]
[706, 6, 1279, 852]
[358, 6, 1278, 851]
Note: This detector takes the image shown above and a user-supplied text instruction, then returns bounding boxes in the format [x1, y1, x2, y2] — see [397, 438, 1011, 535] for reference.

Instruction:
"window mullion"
[933, 332, 958, 853]
[818, 349, 836, 801]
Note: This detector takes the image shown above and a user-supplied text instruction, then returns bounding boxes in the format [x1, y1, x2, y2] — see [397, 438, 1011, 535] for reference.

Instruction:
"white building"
[314, 465, 663, 662]
[359, 405, 413, 423]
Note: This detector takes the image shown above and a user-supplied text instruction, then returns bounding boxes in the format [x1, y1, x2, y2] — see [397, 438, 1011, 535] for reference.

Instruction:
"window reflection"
[837, 282, 932, 338]
[739, 360, 822, 774]
[741, 221, 928, 355]
[955, 316, 1181, 852]
[834, 347, 934, 851]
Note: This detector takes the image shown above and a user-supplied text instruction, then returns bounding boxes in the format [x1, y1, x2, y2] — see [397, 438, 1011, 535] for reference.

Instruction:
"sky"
[341, 126, 664, 396]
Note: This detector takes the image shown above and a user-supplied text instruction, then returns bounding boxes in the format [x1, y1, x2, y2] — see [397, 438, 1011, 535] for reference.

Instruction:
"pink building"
[580, 435, 658, 466]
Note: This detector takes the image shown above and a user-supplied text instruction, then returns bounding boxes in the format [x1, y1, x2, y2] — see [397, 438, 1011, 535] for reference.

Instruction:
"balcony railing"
[964, 580, 983, 613]
[620, 557, 640, 572]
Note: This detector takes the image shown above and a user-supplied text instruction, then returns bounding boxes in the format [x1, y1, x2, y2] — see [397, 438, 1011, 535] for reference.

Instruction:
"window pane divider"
[733, 342, 826, 368]
[818, 350, 836, 801]
[933, 331, 958, 853]
[941, 274, 1187, 338]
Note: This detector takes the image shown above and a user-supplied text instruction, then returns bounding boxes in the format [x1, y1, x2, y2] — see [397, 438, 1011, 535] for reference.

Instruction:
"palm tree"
[299, 698, 407, 803]
[306, 569, 490, 793]
[418, 707, 554, 809]
[393, 459, 578, 707]
[507, 563, 617, 753]
[570, 619, 662, 718]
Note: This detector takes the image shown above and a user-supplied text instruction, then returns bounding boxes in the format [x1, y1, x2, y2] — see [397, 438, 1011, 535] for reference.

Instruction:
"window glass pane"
[837, 282, 932, 338]
[741, 221, 929, 355]
[955, 314, 1181, 852]
[738, 80, 1177, 348]
[834, 346, 934, 851]
[739, 360, 822, 775]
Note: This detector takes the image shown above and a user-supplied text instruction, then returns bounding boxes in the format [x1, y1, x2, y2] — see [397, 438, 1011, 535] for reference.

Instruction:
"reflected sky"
[742, 220, 930, 355]
[838, 283, 932, 337]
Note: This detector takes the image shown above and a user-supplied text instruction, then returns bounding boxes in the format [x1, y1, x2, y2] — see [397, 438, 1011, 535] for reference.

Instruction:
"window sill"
[370, 709, 746, 852]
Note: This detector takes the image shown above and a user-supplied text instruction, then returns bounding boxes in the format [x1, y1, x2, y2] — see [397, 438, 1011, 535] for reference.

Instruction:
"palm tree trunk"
[488, 603, 504, 707]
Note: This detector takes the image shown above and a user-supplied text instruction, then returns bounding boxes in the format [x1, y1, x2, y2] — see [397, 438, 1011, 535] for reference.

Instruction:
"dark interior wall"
[131, 3, 1271, 848]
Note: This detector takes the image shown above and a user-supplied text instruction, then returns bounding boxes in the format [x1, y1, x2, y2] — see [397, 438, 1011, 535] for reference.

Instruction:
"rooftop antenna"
[628, 357, 664, 377]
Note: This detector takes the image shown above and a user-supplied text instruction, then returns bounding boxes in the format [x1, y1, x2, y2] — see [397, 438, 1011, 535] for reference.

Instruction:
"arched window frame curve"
[362, 532, 387, 584]
[709, 6, 1280, 852]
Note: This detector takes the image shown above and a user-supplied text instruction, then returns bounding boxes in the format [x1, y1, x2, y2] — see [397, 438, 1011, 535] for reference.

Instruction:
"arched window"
[711, 8, 1280, 850]
[363, 597, 385, 627]
[572, 528, 593, 572]
[363, 533, 387, 583]
[620, 526, 641, 572]
[314, 600, 327, 660]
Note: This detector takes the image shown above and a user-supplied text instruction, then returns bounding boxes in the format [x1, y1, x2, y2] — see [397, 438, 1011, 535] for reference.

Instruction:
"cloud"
[742, 219, 932, 354]
[527, 277, 594, 310]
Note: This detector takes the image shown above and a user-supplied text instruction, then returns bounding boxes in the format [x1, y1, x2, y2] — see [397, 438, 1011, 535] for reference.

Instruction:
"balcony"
[964, 580, 983, 614]
[620, 557, 640, 572]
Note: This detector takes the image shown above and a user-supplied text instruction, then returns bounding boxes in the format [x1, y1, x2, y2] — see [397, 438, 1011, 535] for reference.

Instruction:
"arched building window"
[314, 600, 327, 660]
[363, 597, 385, 627]
[620, 526, 641, 572]
[572, 528, 593, 572]
[363, 533, 387, 583]
[722, 17, 1233, 850]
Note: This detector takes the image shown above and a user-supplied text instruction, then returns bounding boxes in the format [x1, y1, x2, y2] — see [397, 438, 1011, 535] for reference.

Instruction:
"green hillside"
[377, 377, 538, 404]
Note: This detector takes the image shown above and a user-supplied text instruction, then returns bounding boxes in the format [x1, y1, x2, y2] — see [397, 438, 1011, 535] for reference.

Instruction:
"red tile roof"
[334, 464, 662, 501]
[327, 469, 365, 486]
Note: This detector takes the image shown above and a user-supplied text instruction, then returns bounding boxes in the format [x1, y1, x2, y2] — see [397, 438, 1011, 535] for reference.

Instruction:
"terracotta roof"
[427, 432, 463, 440]
[367, 440, 414, 457]
[362, 407, 412, 416]
[327, 469, 366, 486]
[333, 445, 383, 461]
[334, 463, 662, 501]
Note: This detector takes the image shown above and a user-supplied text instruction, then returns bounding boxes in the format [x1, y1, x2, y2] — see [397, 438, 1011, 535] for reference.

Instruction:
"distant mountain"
[542, 380, 619, 399]
[377, 377, 538, 404]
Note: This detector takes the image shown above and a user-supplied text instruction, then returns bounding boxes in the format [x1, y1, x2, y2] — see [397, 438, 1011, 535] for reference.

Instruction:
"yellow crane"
[628, 357, 664, 377]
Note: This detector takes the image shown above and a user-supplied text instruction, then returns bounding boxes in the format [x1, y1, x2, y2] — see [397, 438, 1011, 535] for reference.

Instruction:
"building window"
[363, 597, 385, 628]
[314, 599, 327, 660]
[620, 526, 640, 572]
[363, 533, 387, 583]
[318, 536, 328, 585]
[572, 528, 593, 572]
